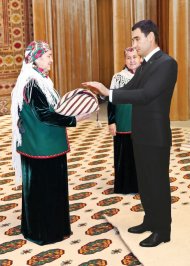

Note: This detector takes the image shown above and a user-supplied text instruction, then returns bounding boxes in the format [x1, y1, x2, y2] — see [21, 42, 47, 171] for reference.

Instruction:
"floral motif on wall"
[0, 0, 33, 115]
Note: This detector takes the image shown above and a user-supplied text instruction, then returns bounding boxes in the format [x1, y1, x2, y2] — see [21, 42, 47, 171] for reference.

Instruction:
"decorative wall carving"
[0, 0, 33, 115]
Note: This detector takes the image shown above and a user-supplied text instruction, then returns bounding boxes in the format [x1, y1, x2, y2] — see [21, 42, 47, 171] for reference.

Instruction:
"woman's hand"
[76, 113, 91, 122]
[108, 123, 116, 136]
[82, 81, 109, 96]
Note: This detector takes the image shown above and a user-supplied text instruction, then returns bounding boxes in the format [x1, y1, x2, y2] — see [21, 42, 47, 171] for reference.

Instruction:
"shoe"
[128, 223, 150, 234]
[139, 232, 170, 247]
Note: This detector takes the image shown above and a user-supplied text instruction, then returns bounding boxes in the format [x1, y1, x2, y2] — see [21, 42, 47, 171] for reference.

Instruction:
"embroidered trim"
[116, 131, 132, 134]
[17, 148, 70, 159]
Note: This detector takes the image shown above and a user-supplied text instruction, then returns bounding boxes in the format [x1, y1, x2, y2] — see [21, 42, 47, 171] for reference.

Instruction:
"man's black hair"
[132, 20, 159, 44]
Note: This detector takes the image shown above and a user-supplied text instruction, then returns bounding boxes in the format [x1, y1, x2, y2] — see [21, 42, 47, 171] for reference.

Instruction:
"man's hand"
[108, 123, 116, 136]
[82, 81, 109, 97]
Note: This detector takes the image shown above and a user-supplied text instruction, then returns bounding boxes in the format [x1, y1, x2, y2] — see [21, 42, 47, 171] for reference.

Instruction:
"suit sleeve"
[112, 59, 178, 105]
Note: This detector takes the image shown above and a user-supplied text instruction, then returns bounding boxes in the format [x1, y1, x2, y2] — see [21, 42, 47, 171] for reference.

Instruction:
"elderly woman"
[11, 41, 89, 245]
[108, 47, 141, 194]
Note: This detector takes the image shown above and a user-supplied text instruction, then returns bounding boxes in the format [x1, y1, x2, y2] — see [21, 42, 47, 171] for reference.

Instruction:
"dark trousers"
[133, 143, 171, 236]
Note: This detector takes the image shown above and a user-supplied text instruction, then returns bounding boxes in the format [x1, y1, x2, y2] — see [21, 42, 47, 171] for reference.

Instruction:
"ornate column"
[169, 0, 189, 120]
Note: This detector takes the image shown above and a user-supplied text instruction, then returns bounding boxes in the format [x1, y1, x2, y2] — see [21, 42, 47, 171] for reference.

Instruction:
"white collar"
[144, 47, 160, 62]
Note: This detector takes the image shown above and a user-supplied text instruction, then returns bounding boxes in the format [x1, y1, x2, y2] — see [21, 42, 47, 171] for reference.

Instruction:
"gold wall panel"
[33, 0, 114, 95]
[169, 0, 189, 120]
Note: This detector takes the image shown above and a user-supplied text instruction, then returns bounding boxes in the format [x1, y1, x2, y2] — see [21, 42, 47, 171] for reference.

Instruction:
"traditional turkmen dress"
[17, 79, 76, 245]
[108, 68, 138, 194]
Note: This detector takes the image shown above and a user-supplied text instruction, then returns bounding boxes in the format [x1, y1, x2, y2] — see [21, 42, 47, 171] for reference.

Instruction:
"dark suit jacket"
[112, 50, 178, 147]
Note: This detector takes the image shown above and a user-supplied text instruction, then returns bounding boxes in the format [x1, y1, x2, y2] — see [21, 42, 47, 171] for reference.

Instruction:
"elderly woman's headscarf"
[11, 40, 59, 185]
[25, 41, 51, 64]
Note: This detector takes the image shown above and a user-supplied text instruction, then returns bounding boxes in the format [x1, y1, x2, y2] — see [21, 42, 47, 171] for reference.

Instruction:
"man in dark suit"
[82, 20, 178, 247]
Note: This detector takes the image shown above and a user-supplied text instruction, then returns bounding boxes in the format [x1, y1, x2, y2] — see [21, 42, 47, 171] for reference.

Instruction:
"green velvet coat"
[19, 79, 76, 245]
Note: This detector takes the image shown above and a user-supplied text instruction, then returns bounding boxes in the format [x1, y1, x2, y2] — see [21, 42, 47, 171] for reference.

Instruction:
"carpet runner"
[0, 115, 190, 266]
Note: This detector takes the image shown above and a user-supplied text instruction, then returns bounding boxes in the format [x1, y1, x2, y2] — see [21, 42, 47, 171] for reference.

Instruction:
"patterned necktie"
[140, 59, 147, 72]
[142, 59, 147, 66]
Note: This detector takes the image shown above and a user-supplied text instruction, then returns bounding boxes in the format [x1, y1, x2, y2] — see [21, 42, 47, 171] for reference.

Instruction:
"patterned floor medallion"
[27, 249, 65, 265]
[73, 182, 97, 190]
[78, 239, 112, 255]
[0, 203, 18, 212]
[0, 239, 27, 254]
[97, 196, 123, 206]
[70, 215, 80, 224]
[79, 174, 102, 181]
[0, 259, 13, 266]
[69, 203, 87, 212]
[91, 208, 120, 220]
[5, 225, 21, 236]
[69, 192, 92, 201]
[102, 188, 114, 195]
[1, 193, 22, 201]
[121, 253, 141, 265]
[0, 216, 6, 222]
[85, 222, 114, 236]
[78, 259, 107, 266]
[183, 174, 190, 179]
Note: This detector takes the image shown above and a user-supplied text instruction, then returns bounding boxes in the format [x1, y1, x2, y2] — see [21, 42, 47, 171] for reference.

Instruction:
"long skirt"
[21, 154, 72, 245]
[113, 134, 138, 194]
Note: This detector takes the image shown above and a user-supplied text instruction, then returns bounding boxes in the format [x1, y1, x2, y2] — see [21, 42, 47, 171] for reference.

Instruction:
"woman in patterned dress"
[11, 41, 89, 245]
[108, 47, 141, 194]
